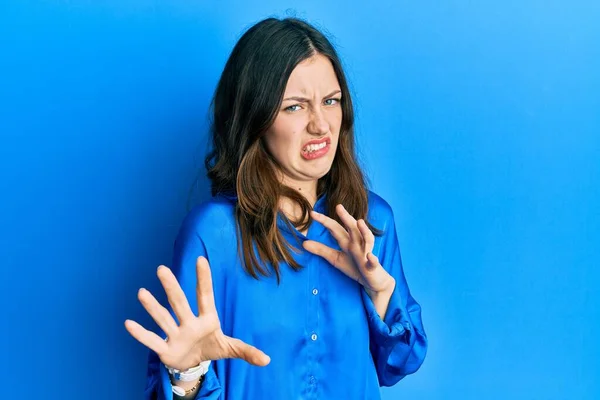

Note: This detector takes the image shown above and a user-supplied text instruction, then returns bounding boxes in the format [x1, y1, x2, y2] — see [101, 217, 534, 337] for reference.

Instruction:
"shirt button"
[311, 333, 318, 341]
[312, 288, 318, 295]
[309, 376, 316, 384]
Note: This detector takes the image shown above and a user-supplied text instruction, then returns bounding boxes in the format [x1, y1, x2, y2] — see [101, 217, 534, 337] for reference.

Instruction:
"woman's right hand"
[124, 256, 270, 371]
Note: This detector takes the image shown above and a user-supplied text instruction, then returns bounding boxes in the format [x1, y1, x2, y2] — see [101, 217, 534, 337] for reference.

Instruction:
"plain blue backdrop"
[1, 1, 599, 399]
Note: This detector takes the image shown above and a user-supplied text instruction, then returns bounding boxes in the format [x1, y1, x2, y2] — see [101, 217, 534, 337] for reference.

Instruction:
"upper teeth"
[304, 142, 327, 152]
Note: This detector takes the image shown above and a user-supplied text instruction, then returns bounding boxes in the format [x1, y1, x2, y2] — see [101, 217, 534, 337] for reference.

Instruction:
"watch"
[171, 374, 205, 397]
[166, 360, 211, 396]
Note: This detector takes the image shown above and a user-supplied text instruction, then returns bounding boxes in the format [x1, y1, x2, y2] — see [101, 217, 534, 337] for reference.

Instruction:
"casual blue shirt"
[145, 191, 428, 399]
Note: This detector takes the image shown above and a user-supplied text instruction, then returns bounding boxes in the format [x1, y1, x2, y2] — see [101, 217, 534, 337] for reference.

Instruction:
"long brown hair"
[204, 17, 379, 282]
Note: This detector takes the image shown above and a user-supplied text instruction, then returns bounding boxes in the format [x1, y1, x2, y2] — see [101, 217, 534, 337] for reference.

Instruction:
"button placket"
[305, 228, 322, 398]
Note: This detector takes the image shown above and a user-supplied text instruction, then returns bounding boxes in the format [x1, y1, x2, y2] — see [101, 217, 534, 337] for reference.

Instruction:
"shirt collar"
[276, 193, 328, 240]
[218, 192, 327, 212]
[217, 192, 328, 239]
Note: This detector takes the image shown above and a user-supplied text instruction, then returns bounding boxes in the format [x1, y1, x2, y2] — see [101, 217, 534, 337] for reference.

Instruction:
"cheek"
[327, 109, 343, 134]
[330, 114, 342, 144]
[265, 125, 300, 163]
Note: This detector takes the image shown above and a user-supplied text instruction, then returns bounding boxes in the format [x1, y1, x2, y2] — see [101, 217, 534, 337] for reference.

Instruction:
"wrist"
[366, 277, 395, 320]
[170, 374, 204, 397]
[166, 360, 211, 397]
[366, 276, 395, 300]
[166, 360, 210, 382]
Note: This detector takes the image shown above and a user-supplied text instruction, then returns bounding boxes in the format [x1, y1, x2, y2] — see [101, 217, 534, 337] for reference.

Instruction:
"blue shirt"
[145, 191, 427, 399]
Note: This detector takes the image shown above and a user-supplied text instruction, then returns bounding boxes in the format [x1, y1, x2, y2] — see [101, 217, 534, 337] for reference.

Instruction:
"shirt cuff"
[160, 361, 220, 400]
[361, 286, 412, 348]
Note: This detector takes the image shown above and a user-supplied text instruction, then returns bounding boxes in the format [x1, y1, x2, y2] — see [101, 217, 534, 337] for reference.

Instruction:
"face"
[263, 53, 343, 192]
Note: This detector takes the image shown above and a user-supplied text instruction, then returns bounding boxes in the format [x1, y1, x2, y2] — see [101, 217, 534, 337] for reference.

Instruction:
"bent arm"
[362, 213, 428, 386]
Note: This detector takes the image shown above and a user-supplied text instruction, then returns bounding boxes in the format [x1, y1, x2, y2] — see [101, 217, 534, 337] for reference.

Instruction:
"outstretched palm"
[125, 256, 270, 371]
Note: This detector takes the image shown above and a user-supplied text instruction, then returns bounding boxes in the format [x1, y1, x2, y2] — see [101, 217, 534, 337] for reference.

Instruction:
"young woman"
[125, 17, 428, 400]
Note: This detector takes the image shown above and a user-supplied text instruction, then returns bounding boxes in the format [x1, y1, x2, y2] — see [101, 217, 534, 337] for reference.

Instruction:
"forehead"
[284, 54, 340, 94]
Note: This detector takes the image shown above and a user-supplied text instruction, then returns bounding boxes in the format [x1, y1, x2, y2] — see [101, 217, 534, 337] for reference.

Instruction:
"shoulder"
[366, 190, 396, 231]
[177, 195, 237, 243]
[367, 190, 394, 220]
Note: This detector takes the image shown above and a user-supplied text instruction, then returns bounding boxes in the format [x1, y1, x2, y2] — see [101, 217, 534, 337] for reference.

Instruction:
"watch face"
[172, 386, 186, 396]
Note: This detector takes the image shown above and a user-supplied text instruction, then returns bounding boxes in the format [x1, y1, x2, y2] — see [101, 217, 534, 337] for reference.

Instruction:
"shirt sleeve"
[143, 215, 224, 399]
[361, 209, 428, 387]
[144, 348, 221, 400]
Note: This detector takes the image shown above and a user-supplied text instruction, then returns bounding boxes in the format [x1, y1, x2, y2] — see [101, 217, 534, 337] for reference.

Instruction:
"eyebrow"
[283, 89, 342, 102]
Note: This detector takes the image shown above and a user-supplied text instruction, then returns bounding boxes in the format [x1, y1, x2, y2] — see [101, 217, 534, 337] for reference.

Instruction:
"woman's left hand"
[302, 204, 395, 298]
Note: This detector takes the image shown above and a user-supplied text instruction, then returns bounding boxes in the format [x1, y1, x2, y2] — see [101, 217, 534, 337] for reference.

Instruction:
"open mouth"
[301, 138, 331, 160]
[303, 141, 328, 153]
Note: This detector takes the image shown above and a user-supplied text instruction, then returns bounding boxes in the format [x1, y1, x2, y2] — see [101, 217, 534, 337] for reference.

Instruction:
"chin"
[294, 154, 336, 180]
[312, 163, 334, 180]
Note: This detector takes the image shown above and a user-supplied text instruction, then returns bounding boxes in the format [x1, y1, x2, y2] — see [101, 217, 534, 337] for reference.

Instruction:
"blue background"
[1, 1, 599, 399]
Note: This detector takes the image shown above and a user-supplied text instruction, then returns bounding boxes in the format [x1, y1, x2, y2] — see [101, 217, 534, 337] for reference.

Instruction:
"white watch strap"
[167, 360, 211, 382]
[171, 373, 205, 397]
[171, 385, 188, 397]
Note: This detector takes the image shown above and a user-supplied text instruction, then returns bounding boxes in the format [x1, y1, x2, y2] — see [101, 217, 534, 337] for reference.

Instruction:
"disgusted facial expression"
[263, 53, 343, 192]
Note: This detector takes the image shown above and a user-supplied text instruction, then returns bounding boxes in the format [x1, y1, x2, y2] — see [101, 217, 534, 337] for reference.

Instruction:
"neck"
[278, 177, 318, 222]
[281, 176, 318, 205]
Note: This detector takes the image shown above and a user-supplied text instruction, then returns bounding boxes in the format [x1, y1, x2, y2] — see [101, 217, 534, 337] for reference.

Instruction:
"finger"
[358, 219, 375, 254]
[302, 240, 362, 282]
[157, 266, 195, 322]
[124, 319, 169, 355]
[196, 256, 217, 316]
[310, 210, 349, 251]
[137, 288, 178, 336]
[226, 336, 271, 366]
[336, 204, 362, 247]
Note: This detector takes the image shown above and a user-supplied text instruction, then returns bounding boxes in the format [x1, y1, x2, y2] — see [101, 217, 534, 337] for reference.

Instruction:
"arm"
[143, 222, 223, 400]
[361, 212, 428, 387]
[301, 201, 427, 386]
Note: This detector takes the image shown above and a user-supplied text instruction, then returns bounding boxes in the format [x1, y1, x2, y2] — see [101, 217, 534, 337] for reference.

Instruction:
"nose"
[307, 108, 329, 136]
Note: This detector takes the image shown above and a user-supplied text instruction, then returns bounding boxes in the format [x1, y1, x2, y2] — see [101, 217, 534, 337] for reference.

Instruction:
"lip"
[301, 137, 331, 160]
[302, 137, 330, 148]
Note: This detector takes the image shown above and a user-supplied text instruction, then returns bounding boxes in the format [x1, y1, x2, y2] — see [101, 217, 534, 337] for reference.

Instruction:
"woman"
[125, 17, 428, 400]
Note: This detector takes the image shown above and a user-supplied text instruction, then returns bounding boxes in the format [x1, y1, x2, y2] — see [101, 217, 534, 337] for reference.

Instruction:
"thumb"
[303, 240, 362, 283]
[227, 336, 271, 367]
[302, 240, 337, 263]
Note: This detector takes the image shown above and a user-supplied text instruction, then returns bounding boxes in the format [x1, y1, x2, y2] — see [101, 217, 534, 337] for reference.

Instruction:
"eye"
[324, 98, 341, 106]
[284, 104, 301, 112]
